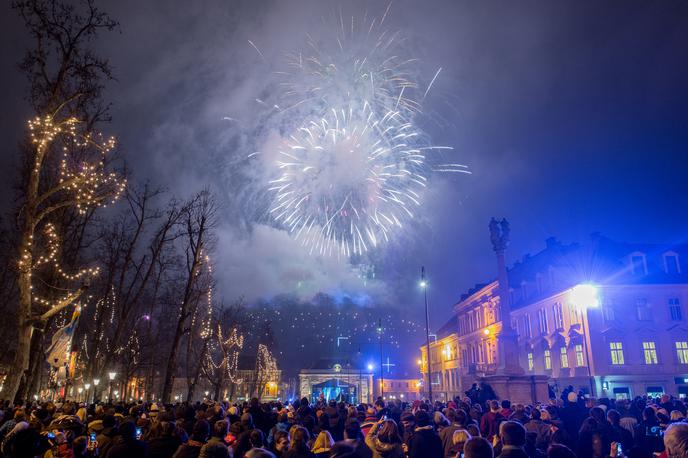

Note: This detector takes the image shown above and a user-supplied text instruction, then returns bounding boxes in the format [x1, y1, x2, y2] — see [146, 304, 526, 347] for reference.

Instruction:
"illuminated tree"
[6, 0, 122, 401]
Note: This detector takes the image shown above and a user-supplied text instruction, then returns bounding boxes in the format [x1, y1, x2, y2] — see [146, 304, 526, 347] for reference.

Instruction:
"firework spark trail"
[251, 4, 469, 258]
[423, 67, 442, 100]
[248, 40, 266, 62]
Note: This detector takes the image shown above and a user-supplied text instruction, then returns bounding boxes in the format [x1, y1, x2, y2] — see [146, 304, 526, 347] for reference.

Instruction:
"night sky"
[1, 0, 687, 333]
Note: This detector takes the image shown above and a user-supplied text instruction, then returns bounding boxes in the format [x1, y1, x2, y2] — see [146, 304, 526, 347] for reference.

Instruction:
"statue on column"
[489, 217, 510, 253]
[489, 217, 523, 375]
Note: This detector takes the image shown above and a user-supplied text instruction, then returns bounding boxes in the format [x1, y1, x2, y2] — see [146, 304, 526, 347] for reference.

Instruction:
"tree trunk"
[18, 326, 45, 401]
[6, 227, 36, 403]
[161, 310, 186, 403]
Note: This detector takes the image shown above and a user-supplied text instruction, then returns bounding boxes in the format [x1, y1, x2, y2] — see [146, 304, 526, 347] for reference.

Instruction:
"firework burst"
[254, 5, 469, 258]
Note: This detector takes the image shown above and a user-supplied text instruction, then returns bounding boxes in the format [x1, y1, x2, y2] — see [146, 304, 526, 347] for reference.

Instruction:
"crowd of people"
[0, 389, 687, 458]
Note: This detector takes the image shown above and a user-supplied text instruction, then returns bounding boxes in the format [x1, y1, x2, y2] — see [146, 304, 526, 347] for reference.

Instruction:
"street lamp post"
[93, 378, 100, 403]
[367, 364, 374, 403]
[84, 383, 91, 404]
[108, 372, 117, 403]
[569, 284, 600, 398]
[377, 319, 384, 399]
[420, 266, 433, 403]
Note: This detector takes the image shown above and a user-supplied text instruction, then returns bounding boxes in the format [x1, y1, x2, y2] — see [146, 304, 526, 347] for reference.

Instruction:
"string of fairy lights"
[20, 115, 125, 314]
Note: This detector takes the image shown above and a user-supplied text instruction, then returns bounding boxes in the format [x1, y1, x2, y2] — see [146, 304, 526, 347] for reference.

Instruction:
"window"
[643, 341, 658, 364]
[664, 253, 680, 274]
[603, 298, 616, 322]
[544, 349, 552, 370]
[669, 298, 682, 321]
[527, 352, 534, 371]
[525, 314, 532, 338]
[538, 309, 549, 334]
[677, 341, 688, 365]
[560, 347, 569, 368]
[610, 342, 625, 365]
[631, 254, 647, 275]
[636, 298, 651, 321]
[569, 304, 581, 325]
[575, 344, 585, 366]
[553, 303, 564, 329]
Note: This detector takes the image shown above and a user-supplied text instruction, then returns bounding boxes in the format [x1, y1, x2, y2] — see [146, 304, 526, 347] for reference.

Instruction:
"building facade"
[378, 378, 421, 401]
[433, 228, 688, 400]
[419, 319, 461, 401]
[299, 359, 374, 403]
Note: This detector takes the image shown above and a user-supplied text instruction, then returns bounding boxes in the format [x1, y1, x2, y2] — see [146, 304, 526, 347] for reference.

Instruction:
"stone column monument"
[484, 218, 549, 403]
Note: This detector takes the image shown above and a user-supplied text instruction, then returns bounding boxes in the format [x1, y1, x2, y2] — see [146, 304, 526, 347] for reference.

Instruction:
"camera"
[646, 426, 663, 437]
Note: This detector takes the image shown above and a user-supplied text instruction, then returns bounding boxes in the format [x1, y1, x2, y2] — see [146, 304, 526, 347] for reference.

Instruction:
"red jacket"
[480, 411, 504, 441]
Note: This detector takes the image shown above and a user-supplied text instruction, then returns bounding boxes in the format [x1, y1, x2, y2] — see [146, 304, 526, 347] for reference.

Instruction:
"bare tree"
[161, 190, 217, 403]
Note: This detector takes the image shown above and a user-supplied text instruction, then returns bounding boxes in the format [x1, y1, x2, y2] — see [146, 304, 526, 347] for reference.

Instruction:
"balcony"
[467, 363, 497, 376]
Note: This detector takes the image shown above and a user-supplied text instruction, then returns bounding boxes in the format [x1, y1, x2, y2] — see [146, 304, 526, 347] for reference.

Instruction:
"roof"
[455, 233, 688, 310]
[434, 315, 458, 340]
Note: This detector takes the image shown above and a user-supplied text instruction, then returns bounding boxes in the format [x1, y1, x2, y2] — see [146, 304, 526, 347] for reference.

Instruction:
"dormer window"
[663, 251, 681, 274]
[630, 252, 647, 275]
[536, 274, 544, 294]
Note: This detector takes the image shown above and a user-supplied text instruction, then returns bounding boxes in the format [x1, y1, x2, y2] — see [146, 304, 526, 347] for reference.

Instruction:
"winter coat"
[364, 425, 405, 458]
[480, 411, 504, 441]
[148, 435, 183, 458]
[408, 426, 443, 458]
[524, 420, 551, 451]
[97, 427, 119, 457]
[496, 445, 530, 458]
[438, 424, 462, 458]
[104, 437, 148, 458]
[173, 440, 206, 458]
[283, 446, 317, 458]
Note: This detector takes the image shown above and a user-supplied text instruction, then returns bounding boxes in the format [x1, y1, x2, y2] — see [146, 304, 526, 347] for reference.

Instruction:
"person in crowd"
[546, 444, 576, 458]
[364, 418, 405, 458]
[343, 418, 372, 458]
[148, 412, 184, 458]
[174, 419, 210, 458]
[662, 422, 688, 458]
[104, 420, 148, 458]
[200, 441, 231, 458]
[495, 421, 528, 458]
[284, 426, 316, 458]
[633, 406, 664, 456]
[464, 436, 494, 458]
[269, 412, 291, 447]
[606, 409, 633, 452]
[480, 402, 504, 443]
[271, 430, 290, 458]
[524, 408, 550, 452]
[449, 429, 471, 457]
[408, 411, 443, 458]
[439, 409, 464, 458]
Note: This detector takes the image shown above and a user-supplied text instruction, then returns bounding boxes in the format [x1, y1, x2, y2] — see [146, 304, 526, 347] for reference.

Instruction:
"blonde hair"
[452, 429, 471, 445]
[670, 410, 685, 421]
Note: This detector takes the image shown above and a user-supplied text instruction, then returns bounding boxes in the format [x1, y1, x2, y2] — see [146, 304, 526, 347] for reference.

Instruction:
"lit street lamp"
[93, 378, 100, 403]
[420, 267, 433, 403]
[84, 383, 91, 403]
[568, 284, 600, 398]
[108, 372, 117, 403]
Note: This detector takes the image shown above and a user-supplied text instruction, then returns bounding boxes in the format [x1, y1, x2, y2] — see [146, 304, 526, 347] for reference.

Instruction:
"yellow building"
[377, 378, 421, 401]
[419, 316, 461, 401]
